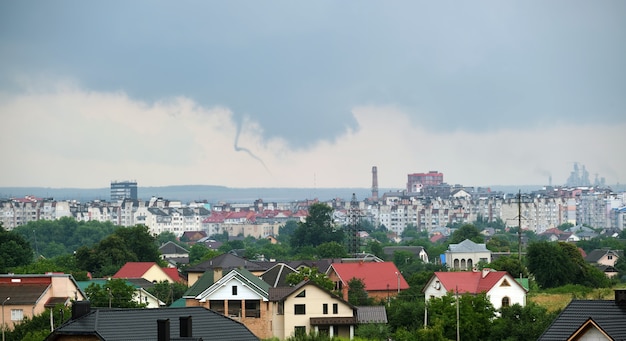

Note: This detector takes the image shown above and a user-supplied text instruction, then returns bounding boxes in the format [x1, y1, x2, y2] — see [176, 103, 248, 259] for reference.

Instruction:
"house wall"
[445, 251, 491, 270]
[143, 265, 174, 283]
[577, 326, 611, 341]
[486, 276, 527, 310]
[279, 285, 354, 339]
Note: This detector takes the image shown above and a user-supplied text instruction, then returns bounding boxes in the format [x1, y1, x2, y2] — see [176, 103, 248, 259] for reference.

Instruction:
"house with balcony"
[269, 280, 358, 340]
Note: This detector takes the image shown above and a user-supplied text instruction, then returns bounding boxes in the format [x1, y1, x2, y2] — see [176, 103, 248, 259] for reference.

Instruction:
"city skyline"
[1, 1, 625, 189]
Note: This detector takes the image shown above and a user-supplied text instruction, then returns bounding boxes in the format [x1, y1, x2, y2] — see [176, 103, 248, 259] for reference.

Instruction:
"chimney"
[481, 268, 492, 278]
[615, 290, 626, 306]
[371, 166, 379, 202]
[179, 316, 192, 337]
[71, 301, 91, 320]
[157, 319, 170, 341]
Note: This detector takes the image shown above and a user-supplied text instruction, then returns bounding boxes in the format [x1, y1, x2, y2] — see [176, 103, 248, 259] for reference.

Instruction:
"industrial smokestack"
[372, 166, 379, 202]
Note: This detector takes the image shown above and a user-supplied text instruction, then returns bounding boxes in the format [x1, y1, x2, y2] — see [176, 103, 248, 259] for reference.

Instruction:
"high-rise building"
[407, 171, 443, 193]
[110, 180, 138, 201]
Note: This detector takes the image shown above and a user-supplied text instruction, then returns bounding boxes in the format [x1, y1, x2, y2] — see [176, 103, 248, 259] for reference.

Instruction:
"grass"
[528, 283, 626, 313]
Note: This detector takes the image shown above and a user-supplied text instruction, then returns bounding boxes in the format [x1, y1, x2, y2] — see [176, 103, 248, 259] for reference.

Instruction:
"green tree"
[449, 224, 484, 244]
[114, 225, 161, 262]
[526, 241, 609, 289]
[146, 280, 188, 306]
[0, 224, 34, 272]
[156, 231, 179, 245]
[291, 203, 344, 249]
[278, 220, 299, 243]
[316, 241, 348, 258]
[286, 266, 334, 292]
[489, 255, 528, 278]
[489, 302, 559, 341]
[85, 278, 146, 308]
[355, 323, 391, 340]
[347, 278, 373, 306]
[427, 292, 495, 341]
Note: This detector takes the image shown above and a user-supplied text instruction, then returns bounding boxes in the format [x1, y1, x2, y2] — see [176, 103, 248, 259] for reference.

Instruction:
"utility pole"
[518, 190, 522, 263]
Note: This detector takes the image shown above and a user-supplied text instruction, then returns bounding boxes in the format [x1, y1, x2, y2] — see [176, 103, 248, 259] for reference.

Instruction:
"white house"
[444, 239, 492, 270]
[423, 269, 527, 311]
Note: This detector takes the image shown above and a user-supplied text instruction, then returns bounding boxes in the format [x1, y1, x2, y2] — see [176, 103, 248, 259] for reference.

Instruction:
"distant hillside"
[0, 185, 373, 203]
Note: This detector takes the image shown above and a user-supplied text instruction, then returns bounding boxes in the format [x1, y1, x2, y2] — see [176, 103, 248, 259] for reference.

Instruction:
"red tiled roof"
[112, 262, 158, 279]
[330, 262, 409, 291]
[162, 267, 180, 282]
[433, 270, 511, 294]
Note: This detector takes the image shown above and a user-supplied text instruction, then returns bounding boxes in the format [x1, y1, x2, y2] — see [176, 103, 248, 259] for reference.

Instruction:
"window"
[294, 326, 306, 336]
[501, 297, 510, 307]
[332, 303, 338, 314]
[294, 304, 306, 315]
[608, 255, 613, 260]
[500, 279, 511, 287]
[323, 303, 328, 315]
[296, 290, 306, 297]
[232, 285, 238, 295]
[277, 301, 284, 315]
[11, 309, 23, 321]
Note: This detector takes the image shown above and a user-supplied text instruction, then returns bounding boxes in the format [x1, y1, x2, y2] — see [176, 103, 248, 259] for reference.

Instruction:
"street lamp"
[2, 297, 10, 341]
[395, 272, 400, 293]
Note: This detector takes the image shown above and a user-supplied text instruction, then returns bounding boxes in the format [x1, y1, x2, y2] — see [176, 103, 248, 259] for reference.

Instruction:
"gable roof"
[426, 270, 527, 294]
[112, 262, 159, 278]
[46, 306, 259, 341]
[159, 241, 189, 255]
[538, 299, 626, 340]
[259, 263, 298, 288]
[162, 267, 181, 282]
[356, 306, 388, 323]
[585, 249, 623, 263]
[197, 268, 270, 302]
[183, 271, 215, 298]
[0, 274, 86, 305]
[329, 262, 409, 291]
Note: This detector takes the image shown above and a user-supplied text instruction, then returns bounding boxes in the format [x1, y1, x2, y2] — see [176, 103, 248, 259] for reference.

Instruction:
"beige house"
[269, 281, 357, 340]
[0, 273, 86, 330]
[112, 262, 177, 283]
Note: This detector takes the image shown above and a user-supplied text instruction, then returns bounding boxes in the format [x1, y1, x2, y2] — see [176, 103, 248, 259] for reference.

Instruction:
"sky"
[1, 1, 625, 190]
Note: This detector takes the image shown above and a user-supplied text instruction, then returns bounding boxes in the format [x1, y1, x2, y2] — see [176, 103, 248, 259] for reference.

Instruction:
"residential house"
[159, 241, 189, 267]
[45, 302, 259, 340]
[259, 263, 298, 288]
[77, 279, 165, 308]
[112, 262, 178, 284]
[269, 280, 358, 340]
[383, 246, 429, 263]
[326, 262, 409, 302]
[585, 248, 624, 278]
[444, 239, 492, 270]
[0, 273, 86, 330]
[181, 230, 207, 243]
[186, 267, 272, 339]
[538, 290, 626, 341]
[422, 269, 527, 311]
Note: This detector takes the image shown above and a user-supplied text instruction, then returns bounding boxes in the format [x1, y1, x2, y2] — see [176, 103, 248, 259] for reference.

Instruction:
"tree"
[114, 225, 161, 262]
[0, 224, 34, 272]
[347, 278, 373, 306]
[427, 292, 495, 341]
[449, 224, 484, 244]
[147, 280, 188, 306]
[316, 241, 348, 258]
[278, 220, 298, 243]
[489, 302, 559, 341]
[85, 278, 146, 308]
[526, 241, 610, 289]
[489, 255, 528, 278]
[286, 266, 334, 292]
[291, 203, 344, 249]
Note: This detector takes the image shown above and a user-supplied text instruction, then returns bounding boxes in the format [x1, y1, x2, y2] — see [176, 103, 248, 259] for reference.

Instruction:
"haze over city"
[1, 1, 624, 189]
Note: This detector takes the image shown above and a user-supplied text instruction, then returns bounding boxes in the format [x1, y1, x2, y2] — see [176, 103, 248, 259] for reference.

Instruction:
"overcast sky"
[1, 1, 624, 190]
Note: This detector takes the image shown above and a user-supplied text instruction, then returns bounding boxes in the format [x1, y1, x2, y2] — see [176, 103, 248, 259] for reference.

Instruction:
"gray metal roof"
[46, 306, 259, 341]
[538, 299, 626, 340]
[356, 306, 388, 324]
[447, 239, 490, 253]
